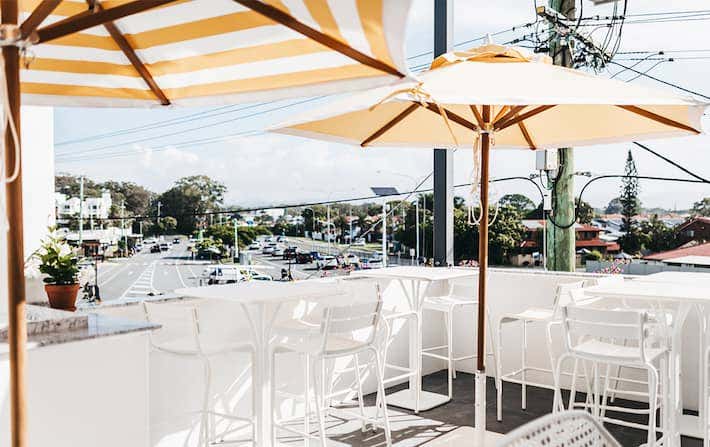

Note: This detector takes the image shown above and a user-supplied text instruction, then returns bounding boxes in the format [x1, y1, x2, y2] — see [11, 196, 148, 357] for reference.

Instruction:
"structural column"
[432, 0, 454, 266]
[545, 0, 576, 271]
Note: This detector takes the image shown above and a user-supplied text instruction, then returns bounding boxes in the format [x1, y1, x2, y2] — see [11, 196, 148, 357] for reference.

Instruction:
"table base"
[386, 389, 450, 411]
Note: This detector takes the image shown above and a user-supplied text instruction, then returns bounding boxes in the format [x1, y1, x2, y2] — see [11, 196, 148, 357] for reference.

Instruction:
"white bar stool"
[143, 301, 256, 447]
[271, 285, 391, 447]
[421, 283, 498, 399]
[554, 304, 670, 447]
[495, 280, 586, 421]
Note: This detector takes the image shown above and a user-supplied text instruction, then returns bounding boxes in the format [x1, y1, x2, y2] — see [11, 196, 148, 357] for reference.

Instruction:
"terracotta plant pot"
[44, 284, 80, 311]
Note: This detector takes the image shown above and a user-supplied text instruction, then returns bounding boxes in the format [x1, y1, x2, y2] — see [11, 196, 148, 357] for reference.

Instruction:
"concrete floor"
[280, 370, 703, 447]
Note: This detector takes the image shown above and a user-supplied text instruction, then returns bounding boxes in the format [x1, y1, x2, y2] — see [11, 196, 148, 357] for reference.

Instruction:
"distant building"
[644, 241, 710, 269]
[675, 216, 710, 246]
[512, 220, 620, 266]
[55, 190, 112, 220]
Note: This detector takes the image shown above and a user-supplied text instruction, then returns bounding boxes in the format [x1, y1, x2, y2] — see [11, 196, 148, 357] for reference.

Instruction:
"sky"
[53, 0, 710, 211]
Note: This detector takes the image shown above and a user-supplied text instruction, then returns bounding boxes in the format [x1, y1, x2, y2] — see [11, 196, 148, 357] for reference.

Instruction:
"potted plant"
[36, 230, 80, 311]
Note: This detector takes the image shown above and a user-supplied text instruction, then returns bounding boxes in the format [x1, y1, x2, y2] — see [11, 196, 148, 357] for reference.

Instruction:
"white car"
[202, 265, 273, 284]
[353, 238, 366, 246]
[248, 242, 261, 250]
[276, 236, 289, 243]
[272, 246, 285, 256]
[343, 253, 360, 267]
[262, 245, 275, 254]
[316, 255, 340, 270]
[365, 256, 383, 269]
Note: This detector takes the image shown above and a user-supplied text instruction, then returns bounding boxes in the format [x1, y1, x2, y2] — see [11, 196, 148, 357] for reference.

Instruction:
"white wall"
[0, 106, 55, 324]
[0, 332, 150, 447]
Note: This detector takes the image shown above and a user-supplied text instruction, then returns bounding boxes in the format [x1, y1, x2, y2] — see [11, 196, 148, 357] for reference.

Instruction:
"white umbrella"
[272, 43, 708, 437]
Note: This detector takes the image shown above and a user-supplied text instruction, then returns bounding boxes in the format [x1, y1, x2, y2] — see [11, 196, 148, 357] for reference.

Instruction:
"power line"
[608, 60, 710, 100]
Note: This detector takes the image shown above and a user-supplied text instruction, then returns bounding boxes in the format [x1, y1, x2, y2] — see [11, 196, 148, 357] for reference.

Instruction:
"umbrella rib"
[495, 105, 556, 131]
[517, 122, 537, 150]
[89, 0, 170, 106]
[616, 105, 700, 134]
[234, 0, 404, 78]
[470, 105, 485, 128]
[36, 0, 179, 44]
[361, 103, 419, 147]
[493, 105, 527, 126]
[20, 0, 62, 39]
[422, 103, 478, 132]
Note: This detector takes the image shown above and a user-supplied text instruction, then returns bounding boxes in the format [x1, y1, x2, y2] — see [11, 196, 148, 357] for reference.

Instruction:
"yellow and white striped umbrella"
[14, 0, 412, 107]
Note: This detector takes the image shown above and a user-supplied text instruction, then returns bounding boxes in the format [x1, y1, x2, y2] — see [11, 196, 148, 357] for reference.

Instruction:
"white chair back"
[497, 410, 621, 446]
[590, 275, 625, 287]
[552, 281, 585, 314]
[561, 305, 652, 363]
[449, 283, 476, 301]
[143, 301, 202, 355]
[319, 284, 383, 356]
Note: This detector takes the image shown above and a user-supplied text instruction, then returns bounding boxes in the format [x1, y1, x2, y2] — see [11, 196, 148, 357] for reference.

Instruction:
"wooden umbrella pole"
[2, 1, 27, 446]
[477, 106, 491, 371]
[474, 105, 491, 436]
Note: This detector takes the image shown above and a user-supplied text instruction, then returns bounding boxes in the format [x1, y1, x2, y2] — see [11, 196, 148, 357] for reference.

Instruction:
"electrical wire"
[608, 60, 710, 100]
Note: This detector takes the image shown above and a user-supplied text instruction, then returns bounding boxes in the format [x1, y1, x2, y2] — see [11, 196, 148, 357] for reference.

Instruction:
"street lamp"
[371, 187, 399, 267]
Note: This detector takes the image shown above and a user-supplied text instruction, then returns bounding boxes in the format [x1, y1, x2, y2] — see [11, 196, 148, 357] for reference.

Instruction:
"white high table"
[585, 271, 710, 447]
[176, 279, 346, 447]
[350, 266, 478, 412]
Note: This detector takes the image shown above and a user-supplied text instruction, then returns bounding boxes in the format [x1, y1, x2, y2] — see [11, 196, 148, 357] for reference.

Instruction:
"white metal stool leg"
[496, 317, 504, 422]
[310, 356, 328, 447]
[521, 320, 527, 410]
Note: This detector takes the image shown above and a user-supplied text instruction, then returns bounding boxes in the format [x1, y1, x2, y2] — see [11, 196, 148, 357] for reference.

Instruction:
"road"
[90, 236, 418, 302]
[93, 239, 208, 301]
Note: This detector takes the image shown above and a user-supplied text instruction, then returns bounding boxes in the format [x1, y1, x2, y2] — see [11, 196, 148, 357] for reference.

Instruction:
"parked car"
[203, 265, 274, 285]
[282, 247, 298, 260]
[343, 253, 360, 267]
[172, 237, 180, 244]
[366, 257, 383, 269]
[276, 236, 288, 243]
[316, 255, 340, 270]
[159, 242, 170, 251]
[150, 244, 161, 253]
[262, 245, 275, 254]
[272, 246, 286, 257]
[295, 252, 313, 264]
[310, 251, 324, 261]
[353, 238, 366, 246]
[248, 242, 261, 250]
[134, 243, 143, 252]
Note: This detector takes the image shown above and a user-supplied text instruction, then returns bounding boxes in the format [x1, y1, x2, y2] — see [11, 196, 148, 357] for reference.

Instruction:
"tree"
[618, 150, 641, 253]
[499, 194, 535, 214]
[158, 175, 226, 234]
[101, 181, 154, 217]
[454, 202, 525, 265]
[576, 200, 594, 224]
[605, 197, 622, 214]
[691, 198, 710, 217]
[639, 215, 677, 253]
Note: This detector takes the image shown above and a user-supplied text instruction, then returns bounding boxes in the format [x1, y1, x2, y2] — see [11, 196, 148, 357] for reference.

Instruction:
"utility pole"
[382, 201, 387, 267]
[156, 200, 161, 238]
[415, 197, 420, 264]
[433, 0, 454, 267]
[78, 176, 84, 247]
[326, 204, 331, 255]
[234, 219, 239, 262]
[121, 200, 127, 257]
[546, 0, 577, 271]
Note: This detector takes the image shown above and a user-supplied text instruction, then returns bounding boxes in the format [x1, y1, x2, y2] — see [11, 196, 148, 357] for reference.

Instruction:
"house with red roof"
[643, 241, 710, 267]
[512, 220, 620, 266]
